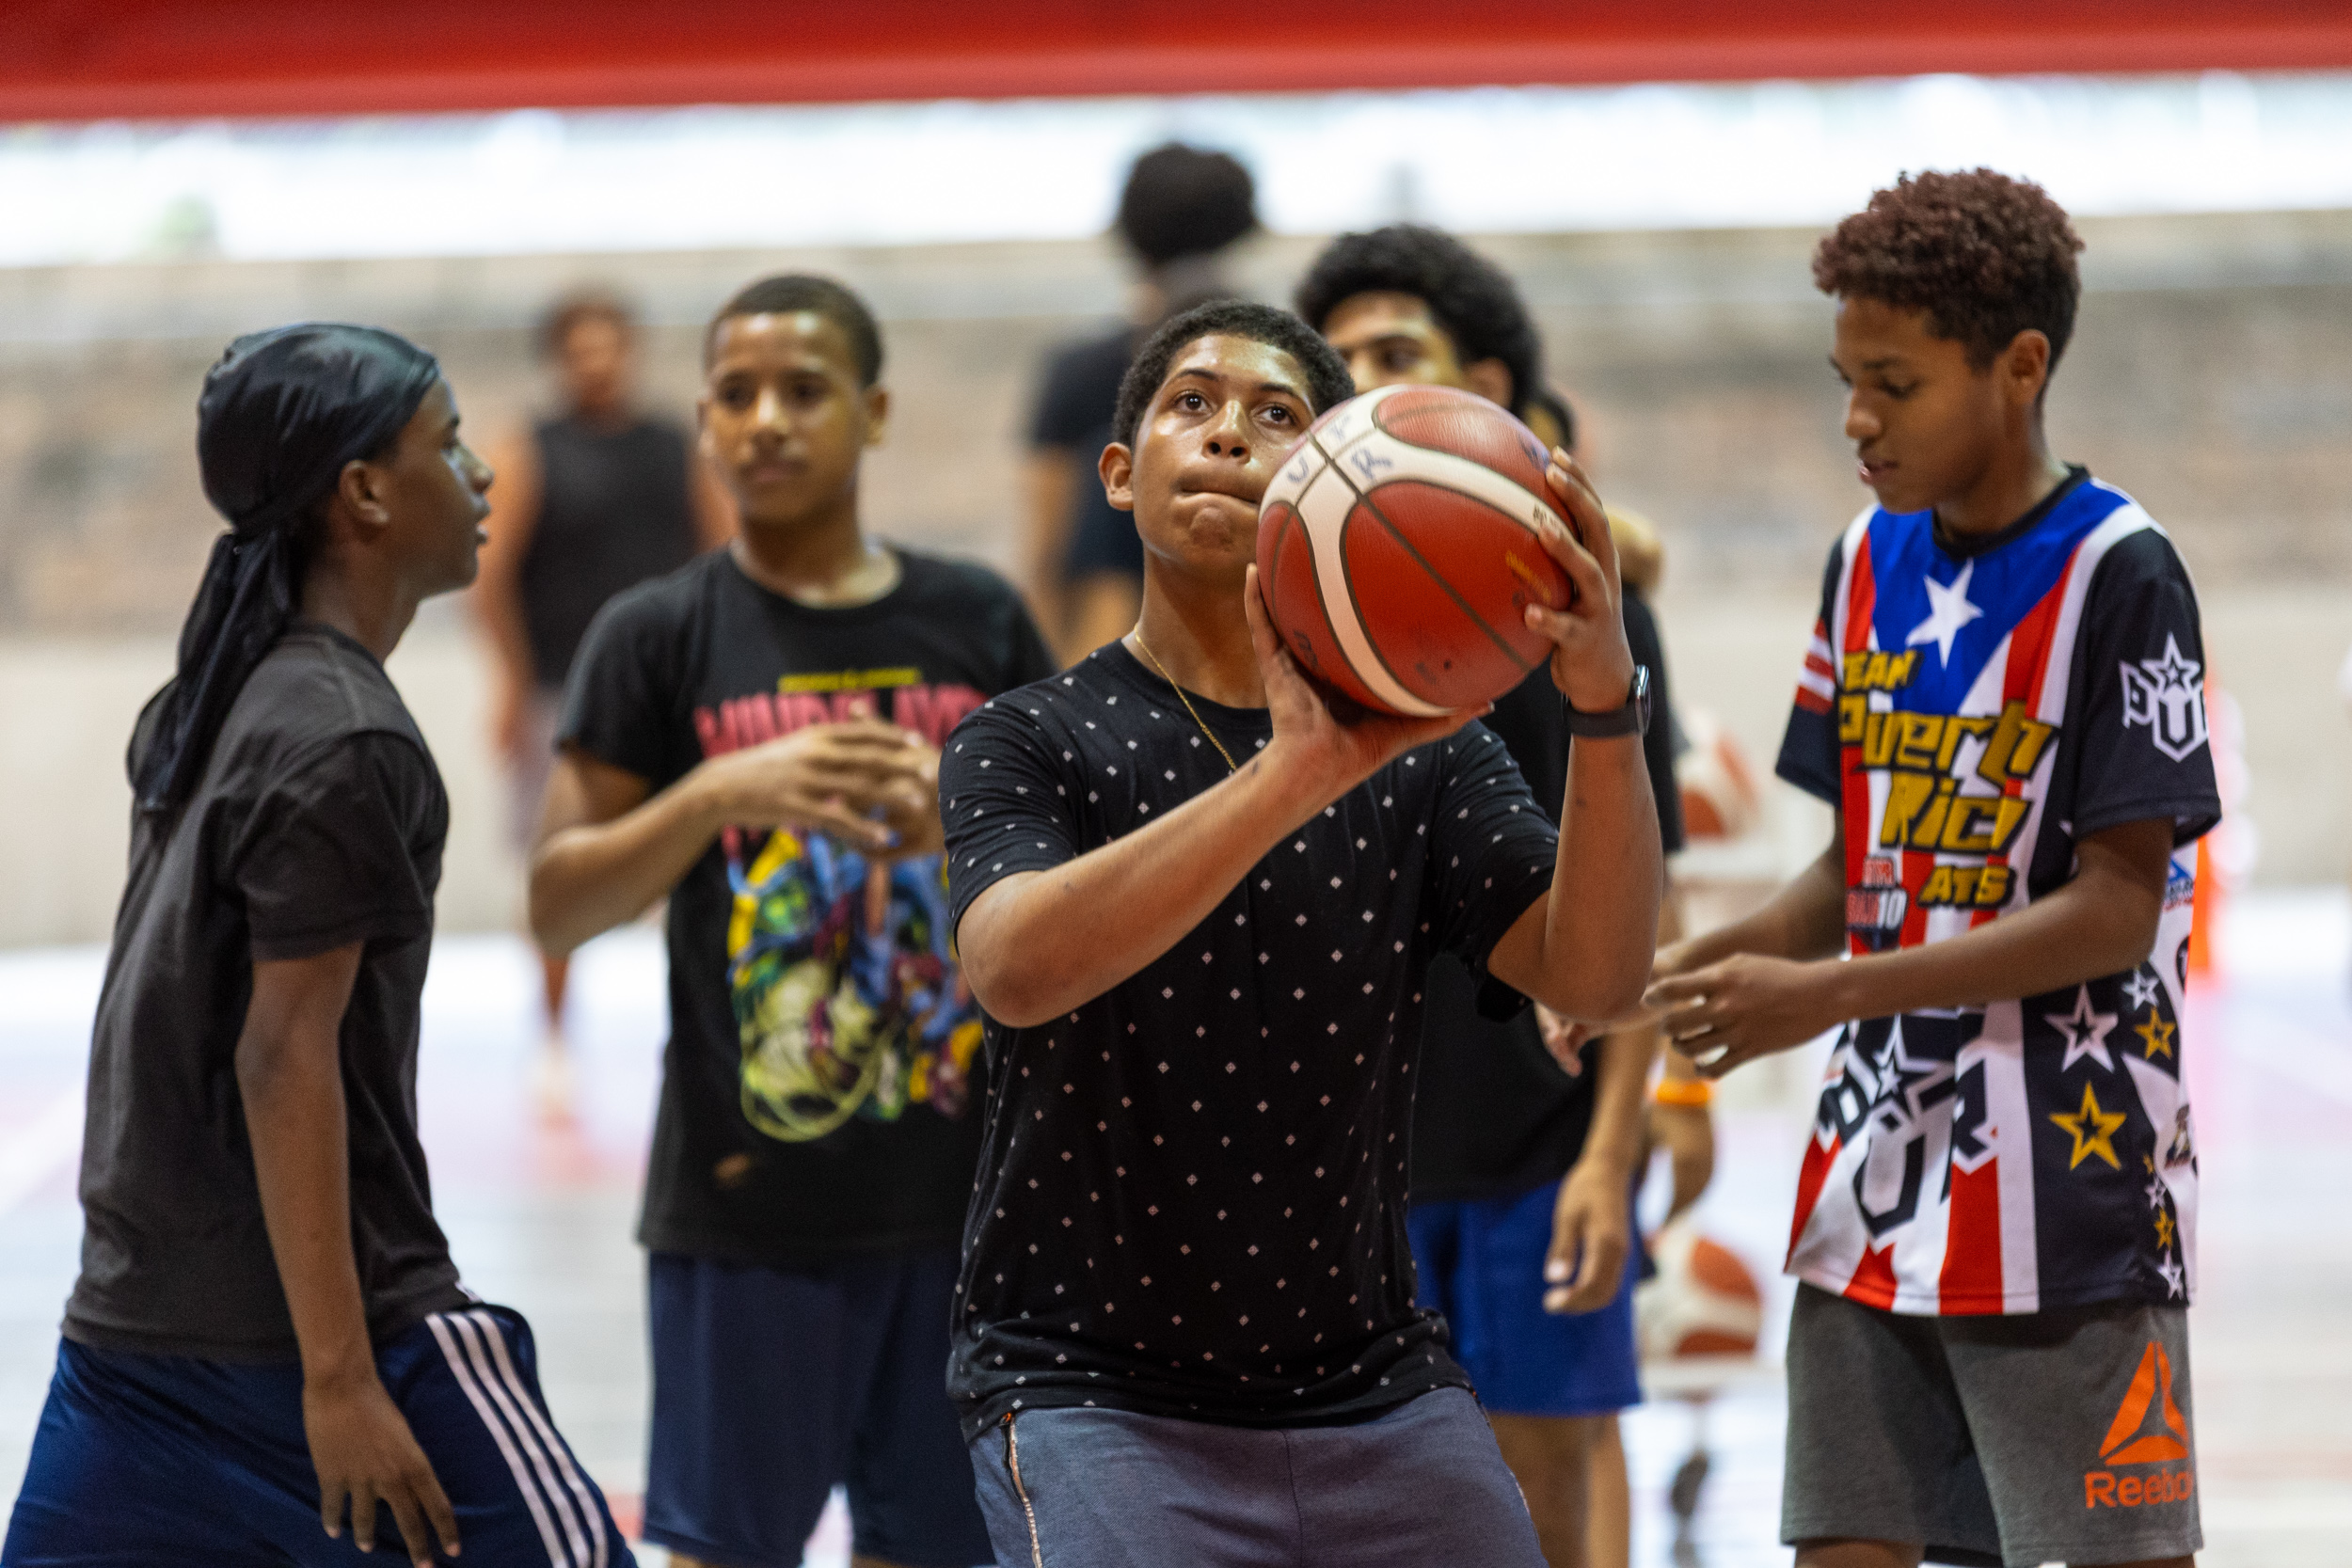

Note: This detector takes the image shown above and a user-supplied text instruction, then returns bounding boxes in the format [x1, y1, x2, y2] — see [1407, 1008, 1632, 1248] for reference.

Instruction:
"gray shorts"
[967, 1387, 1543, 1568]
[1783, 1283, 2201, 1567]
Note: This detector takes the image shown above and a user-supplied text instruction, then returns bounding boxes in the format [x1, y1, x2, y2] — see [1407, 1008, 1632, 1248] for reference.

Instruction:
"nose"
[752, 383, 789, 437]
[1345, 350, 1377, 393]
[1844, 391, 1880, 445]
[1201, 399, 1250, 459]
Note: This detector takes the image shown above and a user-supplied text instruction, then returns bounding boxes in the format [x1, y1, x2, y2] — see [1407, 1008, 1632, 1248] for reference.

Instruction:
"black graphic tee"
[1410, 593, 1687, 1201]
[560, 548, 1056, 1264]
[67, 626, 466, 1361]
[942, 644, 1561, 1436]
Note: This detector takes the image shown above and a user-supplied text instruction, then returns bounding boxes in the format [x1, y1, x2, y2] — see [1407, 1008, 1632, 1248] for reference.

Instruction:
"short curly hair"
[1293, 225, 1544, 419]
[1112, 300, 1355, 449]
[1813, 169, 2085, 373]
[705, 273, 882, 385]
[1116, 143, 1258, 267]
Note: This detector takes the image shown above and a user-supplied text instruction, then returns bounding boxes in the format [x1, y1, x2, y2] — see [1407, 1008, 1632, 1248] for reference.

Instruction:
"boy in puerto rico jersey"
[1648, 171, 2217, 1568]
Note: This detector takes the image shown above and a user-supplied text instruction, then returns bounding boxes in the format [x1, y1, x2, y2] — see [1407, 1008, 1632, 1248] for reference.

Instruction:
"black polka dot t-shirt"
[941, 642, 1559, 1437]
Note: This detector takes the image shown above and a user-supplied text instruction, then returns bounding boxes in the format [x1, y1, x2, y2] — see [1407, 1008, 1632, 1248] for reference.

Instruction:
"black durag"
[133, 324, 441, 813]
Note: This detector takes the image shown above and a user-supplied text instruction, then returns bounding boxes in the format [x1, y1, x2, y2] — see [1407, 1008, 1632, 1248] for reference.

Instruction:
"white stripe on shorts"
[465, 1309, 610, 1568]
[427, 1312, 571, 1567]
[447, 1311, 596, 1568]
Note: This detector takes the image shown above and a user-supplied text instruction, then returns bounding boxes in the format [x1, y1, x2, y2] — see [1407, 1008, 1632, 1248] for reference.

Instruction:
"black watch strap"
[1565, 664, 1651, 739]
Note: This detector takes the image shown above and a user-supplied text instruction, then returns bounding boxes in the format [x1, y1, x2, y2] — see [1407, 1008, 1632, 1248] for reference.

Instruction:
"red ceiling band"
[7, 2, 2350, 122]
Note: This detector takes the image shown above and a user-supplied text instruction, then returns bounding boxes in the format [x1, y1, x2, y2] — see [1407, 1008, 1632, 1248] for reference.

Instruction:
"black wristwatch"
[1564, 664, 1651, 739]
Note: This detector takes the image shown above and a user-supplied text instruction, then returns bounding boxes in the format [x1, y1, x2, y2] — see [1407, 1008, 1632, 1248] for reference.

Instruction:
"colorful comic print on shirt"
[698, 665, 990, 1144]
[1775, 473, 2220, 1318]
[724, 830, 980, 1142]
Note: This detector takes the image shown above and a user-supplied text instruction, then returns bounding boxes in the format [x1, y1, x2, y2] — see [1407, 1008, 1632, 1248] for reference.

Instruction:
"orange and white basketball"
[1637, 1221, 1765, 1361]
[1257, 384, 1574, 718]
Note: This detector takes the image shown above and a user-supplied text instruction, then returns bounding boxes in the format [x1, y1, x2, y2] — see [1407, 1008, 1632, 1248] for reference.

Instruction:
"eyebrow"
[1167, 366, 1306, 400]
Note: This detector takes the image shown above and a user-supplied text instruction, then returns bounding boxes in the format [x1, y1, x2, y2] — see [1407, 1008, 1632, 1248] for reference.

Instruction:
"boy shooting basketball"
[3, 325, 630, 1567]
[1297, 223, 1687, 1568]
[942, 299, 1661, 1565]
[528, 275, 1053, 1568]
[1649, 171, 2217, 1568]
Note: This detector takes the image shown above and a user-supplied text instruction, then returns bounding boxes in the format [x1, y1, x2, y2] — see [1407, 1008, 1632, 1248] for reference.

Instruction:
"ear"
[1098, 440, 1136, 515]
[862, 385, 891, 449]
[1463, 356, 1515, 411]
[329, 454, 394, 539]
[2001, 329, 2053, 409]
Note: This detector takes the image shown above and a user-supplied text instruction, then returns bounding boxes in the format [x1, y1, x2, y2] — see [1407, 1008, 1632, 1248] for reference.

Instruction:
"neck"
[1934, 421, 2071, 541]
[569, 399, 631, 433]
[1128, 563, 1262, 709]
[298, 561, 417, 663]
[731, 495, 894, 606]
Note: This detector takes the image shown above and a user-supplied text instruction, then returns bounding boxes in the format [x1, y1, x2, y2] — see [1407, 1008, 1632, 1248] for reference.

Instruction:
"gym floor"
[2, 891, 2345, 1567]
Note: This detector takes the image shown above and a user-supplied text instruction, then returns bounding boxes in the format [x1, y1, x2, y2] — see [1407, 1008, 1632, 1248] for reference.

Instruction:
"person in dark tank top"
[471, 288, 733, 1106]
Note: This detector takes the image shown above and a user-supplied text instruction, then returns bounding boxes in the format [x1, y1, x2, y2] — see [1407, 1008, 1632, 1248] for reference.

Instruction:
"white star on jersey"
[2047, 984, 2119, 1073]
[1905, 560, 1986, 666]
[2123, 970, 2164, 1011]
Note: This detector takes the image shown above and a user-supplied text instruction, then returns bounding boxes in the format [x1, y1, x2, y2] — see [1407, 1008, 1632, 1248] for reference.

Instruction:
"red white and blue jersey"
[1775, 470, 2221, 1315]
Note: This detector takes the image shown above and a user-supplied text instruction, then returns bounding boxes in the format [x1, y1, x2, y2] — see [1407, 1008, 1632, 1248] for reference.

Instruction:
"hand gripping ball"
[1257, 383, 1576, 717]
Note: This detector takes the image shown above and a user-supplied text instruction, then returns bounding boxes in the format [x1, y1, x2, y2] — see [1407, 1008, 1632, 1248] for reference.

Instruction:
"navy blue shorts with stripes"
[2, 1303, 630, 1568]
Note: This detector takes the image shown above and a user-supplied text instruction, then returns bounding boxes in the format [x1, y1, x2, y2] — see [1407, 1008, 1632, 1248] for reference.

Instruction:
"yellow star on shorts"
[2135, 1010, 2176, 1060]
[2154, 1208, 2177, 1250]
[2049, 1082, 2127, 1170]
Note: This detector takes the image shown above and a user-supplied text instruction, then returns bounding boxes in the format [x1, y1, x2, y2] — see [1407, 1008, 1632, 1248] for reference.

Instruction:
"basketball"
[1636, 1221, 1765, 1361]
[1257, 383, 1576, 718]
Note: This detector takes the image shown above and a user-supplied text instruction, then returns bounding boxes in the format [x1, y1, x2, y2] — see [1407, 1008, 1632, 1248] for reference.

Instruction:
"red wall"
[8, 1, 2351, 122]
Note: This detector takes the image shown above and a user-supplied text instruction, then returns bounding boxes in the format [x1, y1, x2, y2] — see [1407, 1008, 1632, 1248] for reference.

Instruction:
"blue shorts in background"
[3, 1304, 630, 1567]
[1408, 1180, 1643, 1418]
[644, 1245, 990, 1568]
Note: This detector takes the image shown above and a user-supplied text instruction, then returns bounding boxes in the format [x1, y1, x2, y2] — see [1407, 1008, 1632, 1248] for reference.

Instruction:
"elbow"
[960, 948, 1055, 1031]
[526, 855, 589, 960]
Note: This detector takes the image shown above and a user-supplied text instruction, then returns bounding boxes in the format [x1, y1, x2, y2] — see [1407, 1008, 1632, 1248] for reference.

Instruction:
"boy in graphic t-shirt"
[1648, 172, 2217, 1568]
[530, 275, 1055, 1568]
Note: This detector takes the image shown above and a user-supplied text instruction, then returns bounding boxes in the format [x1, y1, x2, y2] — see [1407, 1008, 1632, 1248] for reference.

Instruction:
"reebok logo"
[2083, 1340, 2195, 1510]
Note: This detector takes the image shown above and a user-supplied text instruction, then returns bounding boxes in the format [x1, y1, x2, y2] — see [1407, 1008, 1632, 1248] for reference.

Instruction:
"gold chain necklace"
[1129, 631, 1239, 775]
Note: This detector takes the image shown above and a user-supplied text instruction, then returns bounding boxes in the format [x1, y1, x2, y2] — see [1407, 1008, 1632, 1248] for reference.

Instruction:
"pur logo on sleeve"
[2083, 1339, 2195, 1510]
[2118, 635, 2209, 762]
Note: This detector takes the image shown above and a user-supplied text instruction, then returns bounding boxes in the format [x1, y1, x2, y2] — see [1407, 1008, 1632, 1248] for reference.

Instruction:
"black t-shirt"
[1030, 327, 1143, 581]
[66, 626, 466, 1361]
[520, 413, 701, 690]
[560, 548, 1057, 1264]
[1407, 592, 1688, 1201]
[941, 644, 1561, 1437]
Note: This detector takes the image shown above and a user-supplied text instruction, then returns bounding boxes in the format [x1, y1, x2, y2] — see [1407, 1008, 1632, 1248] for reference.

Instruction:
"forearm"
[237, 981, 373, 1386]
[1827, 868, 2157, 1021]
[1521, 736, 1662, 1020]
[472, 586, 536, 691]
[1576, 1019, 1661, 1179]
[531, 769, 723, 955]
[958, 746, 1327, 1027]
[1684, 838, 1847, 967]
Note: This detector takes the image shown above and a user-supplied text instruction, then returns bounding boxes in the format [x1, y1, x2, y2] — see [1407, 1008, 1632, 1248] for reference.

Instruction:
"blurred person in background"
[1296, 224, 1691, 1568]
[527, 275, 1054, 1568]
[472, 287, 733, 1110]
[3, 325, 634, 1568]
[1022, 141, 1257, 661]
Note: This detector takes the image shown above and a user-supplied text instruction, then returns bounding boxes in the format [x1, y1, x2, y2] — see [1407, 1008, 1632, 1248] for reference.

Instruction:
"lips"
[1858, 457, 1897, 485]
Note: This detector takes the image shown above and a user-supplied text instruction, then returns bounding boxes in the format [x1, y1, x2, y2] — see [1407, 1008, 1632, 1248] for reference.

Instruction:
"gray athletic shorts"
[1783, 1283, 2201, 1568]
[968, 1387, 1544, 1568]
